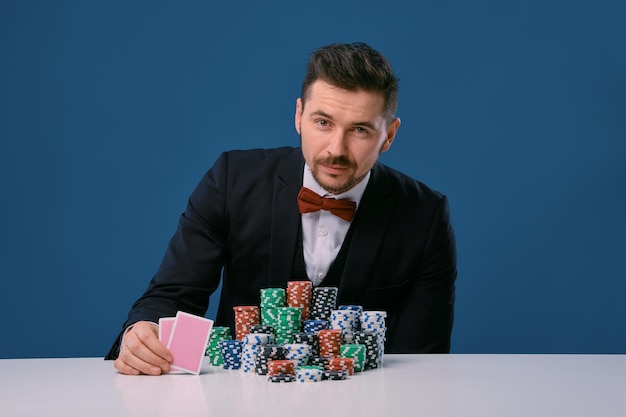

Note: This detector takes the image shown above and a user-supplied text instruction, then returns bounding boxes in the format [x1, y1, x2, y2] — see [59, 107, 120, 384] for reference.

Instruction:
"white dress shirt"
[301, 164, 370, 286]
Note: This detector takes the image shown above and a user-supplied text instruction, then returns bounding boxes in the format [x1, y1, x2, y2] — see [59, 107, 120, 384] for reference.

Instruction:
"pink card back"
[167, 312, 213, 374]
[159, 317, 176, 345]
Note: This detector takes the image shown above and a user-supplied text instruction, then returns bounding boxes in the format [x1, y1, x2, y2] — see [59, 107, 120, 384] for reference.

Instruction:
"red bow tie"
[297, 187, 357, 222]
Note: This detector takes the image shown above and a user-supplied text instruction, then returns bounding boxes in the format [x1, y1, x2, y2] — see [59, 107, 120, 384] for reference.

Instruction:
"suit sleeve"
[105, 153, 231, 359]
[387, 196, 457, 353]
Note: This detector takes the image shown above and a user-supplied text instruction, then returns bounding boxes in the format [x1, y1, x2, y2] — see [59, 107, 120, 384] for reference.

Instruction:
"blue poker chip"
[338, 305, 363, 313]
[303, 319, 329, 333]
[296, 368, 323, 382]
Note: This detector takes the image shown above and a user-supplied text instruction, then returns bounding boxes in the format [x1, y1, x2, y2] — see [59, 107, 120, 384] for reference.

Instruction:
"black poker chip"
[310, 287, 338, 321]
[309, 356, 330, 369]
[250, 324, 275, 335]
[268, 374, 296, 383]
[322, 370, 347, 380]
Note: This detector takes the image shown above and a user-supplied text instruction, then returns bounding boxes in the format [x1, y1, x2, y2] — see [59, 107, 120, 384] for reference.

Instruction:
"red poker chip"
[233, 306, 261, 340]
[328, 357, 355, 375]
[287, 281, 313, 320]
[267, 359, 296, 376]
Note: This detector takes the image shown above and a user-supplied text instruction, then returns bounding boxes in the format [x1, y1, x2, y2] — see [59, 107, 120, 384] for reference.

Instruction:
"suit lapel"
[339, 163, 396, 300]
[268, 149, 304, 287]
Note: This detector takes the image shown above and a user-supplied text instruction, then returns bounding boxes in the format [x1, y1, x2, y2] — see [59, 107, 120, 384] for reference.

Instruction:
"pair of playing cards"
[159, 311, 214, 375]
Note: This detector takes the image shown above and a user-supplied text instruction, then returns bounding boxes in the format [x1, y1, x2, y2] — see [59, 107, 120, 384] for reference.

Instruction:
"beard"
[310, 154, 367, 194]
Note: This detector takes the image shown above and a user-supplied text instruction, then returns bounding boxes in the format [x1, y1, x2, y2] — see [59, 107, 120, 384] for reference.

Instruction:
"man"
[108, 42, 457, 376]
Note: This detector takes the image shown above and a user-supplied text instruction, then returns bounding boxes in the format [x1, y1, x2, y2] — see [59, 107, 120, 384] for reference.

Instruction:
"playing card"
[167, 311, 213, 375]
[158, 317, 176, 345]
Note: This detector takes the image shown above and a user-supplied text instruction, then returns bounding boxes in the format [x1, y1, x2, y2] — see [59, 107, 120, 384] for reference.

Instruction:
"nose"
[326, 130, 348, 156]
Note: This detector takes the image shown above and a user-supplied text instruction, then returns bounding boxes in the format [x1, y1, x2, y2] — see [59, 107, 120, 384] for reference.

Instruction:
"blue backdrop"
[1, 0, 624, 358]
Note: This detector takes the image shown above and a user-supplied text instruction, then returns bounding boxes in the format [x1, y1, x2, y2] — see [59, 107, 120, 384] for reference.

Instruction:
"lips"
[321, 164, 349, 176]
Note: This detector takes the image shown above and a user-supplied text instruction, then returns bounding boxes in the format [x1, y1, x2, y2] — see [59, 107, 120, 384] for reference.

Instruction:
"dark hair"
[300, 42, 399, 122]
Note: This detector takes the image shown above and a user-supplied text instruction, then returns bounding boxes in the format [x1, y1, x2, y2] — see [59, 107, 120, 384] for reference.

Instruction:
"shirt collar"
[303, 163, 370, 209]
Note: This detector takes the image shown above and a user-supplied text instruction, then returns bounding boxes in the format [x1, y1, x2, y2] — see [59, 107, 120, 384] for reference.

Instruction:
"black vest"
[291, 223, 355, 287]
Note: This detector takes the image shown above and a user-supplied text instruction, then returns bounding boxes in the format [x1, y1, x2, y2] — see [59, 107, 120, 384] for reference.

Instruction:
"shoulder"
[213, 146, 303, 181]
[373, 162, 446, 204]
[190, 147, 302, 215]
[369, 164, 454, 241]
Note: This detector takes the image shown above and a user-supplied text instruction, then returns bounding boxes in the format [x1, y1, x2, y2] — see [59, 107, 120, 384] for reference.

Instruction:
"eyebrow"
[309, 110, 378, 131]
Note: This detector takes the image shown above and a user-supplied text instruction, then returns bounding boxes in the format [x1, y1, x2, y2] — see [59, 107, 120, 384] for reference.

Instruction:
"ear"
[295, 98, 303, 135]
[380, 117, 401, 153]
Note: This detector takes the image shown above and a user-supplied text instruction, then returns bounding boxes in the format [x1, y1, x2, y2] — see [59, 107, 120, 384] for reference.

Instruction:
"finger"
[117, 342, 165, 376]
[133, 323, 173, 363]
[113, 353, 140, 375]
[123, 322, 172, 372]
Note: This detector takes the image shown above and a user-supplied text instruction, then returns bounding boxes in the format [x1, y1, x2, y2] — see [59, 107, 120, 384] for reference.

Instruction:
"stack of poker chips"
[223, 282, 388, 383]
[205, 326, 232, 366]
[255, 344, 286, 375]
[261, 288, 286, 307]
[293, 332, 320, 357]
[318, 329, 343, 357]
[338, 305, 363, 330]
[303, 319, 329, 334]
[339, 344, 366, 372]
[360, 311, 387, 366]
[261, 308, 279, 331]
[219, 340, 244, 370]
[330, 309, 360, 343]
[296, 366, 324, 383]
[327, 357, 355, 376]
[264, 307, 302, 344]
[241, 333, 274, 373]
[260, 288, 286, 337]
[354, 331, 380, 370]
[274, 307, 302, 344]
[267, 359, 296, 376]
[233, 306, 260, 341]
[286, 281, 312, 321]
[309, 287, 338, 321]
[283, 343, 312, 367]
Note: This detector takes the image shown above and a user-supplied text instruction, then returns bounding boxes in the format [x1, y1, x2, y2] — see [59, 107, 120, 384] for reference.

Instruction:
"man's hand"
[114, 321, 173, 376]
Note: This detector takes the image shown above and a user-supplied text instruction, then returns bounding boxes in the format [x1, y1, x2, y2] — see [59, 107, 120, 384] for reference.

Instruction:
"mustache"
[316, 155, 355, 168]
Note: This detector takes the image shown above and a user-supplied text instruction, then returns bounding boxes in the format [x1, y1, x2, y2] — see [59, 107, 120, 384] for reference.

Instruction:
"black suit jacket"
[106, 147, 456, 359]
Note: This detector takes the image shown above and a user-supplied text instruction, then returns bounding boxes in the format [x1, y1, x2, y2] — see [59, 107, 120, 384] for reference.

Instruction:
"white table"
[1, 354, 624, 416]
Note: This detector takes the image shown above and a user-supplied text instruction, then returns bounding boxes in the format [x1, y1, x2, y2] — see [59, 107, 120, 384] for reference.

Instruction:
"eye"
[316, 119, 330, 128]
[354, 126, 369, 134]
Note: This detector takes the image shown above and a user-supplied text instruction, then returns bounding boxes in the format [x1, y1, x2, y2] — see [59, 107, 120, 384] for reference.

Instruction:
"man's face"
[295, 80, 401, 194]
